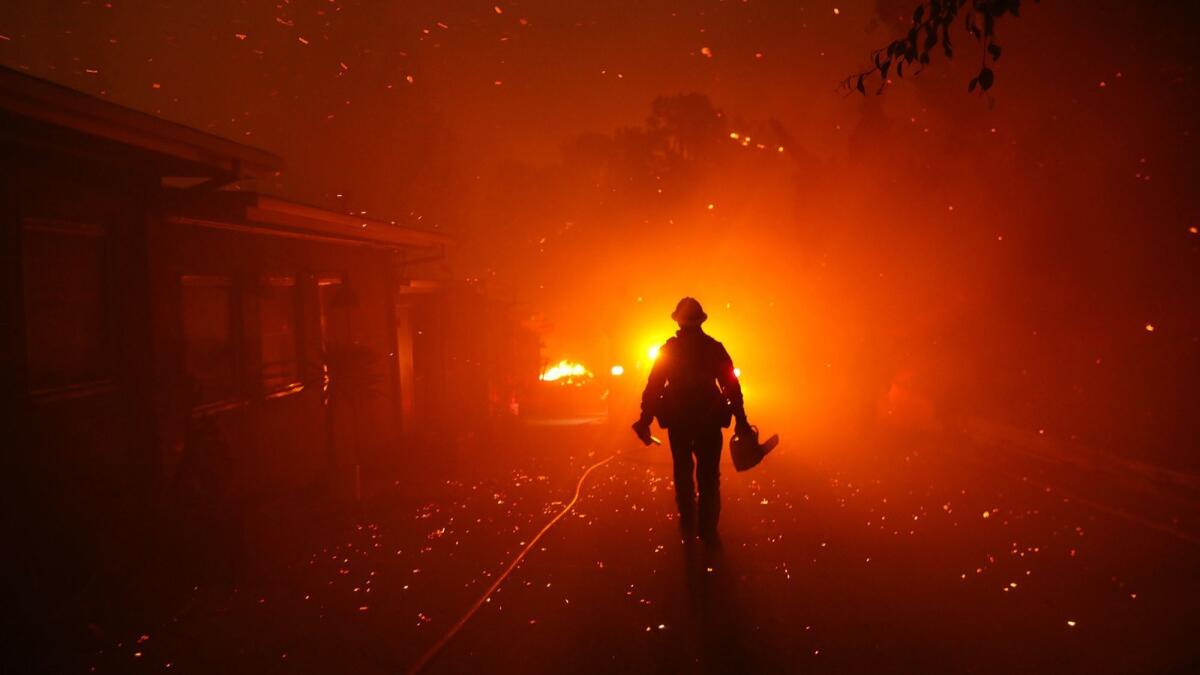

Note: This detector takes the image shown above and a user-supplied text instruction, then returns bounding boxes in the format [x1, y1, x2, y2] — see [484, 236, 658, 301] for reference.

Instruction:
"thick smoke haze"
[5, 1, 1196, 468]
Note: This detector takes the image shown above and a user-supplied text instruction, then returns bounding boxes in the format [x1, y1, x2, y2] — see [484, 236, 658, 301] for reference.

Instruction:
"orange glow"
[540, 360, 592, 382]
[647, 344, 660, 361]
[610, 365, 625, 376]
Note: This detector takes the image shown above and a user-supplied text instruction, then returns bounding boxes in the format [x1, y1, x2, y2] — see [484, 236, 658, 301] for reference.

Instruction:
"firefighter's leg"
[695, 426, 724, 540]
[667, 428, 697, 532]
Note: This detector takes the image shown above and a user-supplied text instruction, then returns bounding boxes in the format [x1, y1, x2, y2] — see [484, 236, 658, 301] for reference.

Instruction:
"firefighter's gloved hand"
[735, 418, 753, 437]
[631, 419, 654, 446]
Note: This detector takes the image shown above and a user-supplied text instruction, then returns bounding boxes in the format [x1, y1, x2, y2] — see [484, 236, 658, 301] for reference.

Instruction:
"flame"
[540, 360, 592, 382]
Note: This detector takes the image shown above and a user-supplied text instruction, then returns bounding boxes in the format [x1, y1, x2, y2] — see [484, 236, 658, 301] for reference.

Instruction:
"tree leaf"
[988, 43, 1002, 61]
[979, 66, 995, 91]
[968, 77, 978, 93]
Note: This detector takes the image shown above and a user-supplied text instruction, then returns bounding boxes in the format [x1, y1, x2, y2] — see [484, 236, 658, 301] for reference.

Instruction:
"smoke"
[455, 1, 1200, 470]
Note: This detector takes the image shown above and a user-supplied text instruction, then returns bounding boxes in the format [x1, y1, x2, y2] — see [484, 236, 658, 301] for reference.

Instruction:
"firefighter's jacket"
[639, 327, 745, 429]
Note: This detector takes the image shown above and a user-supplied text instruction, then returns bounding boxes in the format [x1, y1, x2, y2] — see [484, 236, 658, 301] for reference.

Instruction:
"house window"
[259, 275, 301, 393]
[22, 219, 112, 391]
[181, 275, 237, 407]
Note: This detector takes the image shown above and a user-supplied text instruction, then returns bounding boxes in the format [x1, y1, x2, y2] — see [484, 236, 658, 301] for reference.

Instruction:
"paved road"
[77, 417, 1199, 674]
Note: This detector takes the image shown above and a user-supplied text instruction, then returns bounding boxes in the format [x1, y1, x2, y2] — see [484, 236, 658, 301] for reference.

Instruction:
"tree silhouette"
[844, 0, 1036, 95]
[646, 93, 727, 162]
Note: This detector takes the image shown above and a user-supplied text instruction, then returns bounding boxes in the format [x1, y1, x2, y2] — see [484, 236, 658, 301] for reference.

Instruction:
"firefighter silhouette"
[632, 297, 749, 545]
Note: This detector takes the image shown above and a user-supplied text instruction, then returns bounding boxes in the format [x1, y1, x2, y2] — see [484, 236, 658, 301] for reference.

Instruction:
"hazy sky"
[1, 2, 1190, 225]
[0, 1, 954, 218]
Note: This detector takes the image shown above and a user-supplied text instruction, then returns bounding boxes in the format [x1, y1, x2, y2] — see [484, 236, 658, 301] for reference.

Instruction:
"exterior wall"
[2, 150, 158, 608]
[147, 219, 405, 500]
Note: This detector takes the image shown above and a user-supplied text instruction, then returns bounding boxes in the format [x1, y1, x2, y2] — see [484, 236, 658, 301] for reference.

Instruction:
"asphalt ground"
[73, 416, 1200, 674]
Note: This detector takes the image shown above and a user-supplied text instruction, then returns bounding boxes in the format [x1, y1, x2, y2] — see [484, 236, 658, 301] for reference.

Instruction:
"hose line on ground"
[404, 452, 618, 675]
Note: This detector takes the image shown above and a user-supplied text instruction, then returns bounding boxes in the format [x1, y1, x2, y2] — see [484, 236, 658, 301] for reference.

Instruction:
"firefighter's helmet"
[671, 297, 707, 326]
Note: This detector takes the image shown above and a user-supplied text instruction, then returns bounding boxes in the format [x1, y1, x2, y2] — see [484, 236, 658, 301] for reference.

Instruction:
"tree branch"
[841, 0, 1035, 96]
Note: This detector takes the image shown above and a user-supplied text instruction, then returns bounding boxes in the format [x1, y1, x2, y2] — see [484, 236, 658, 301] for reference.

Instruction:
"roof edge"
[0, 66, 282, 177]
[249, 195, 454, 248]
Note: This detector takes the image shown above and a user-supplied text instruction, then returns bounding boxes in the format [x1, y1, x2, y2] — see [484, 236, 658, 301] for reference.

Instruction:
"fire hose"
[404, 452, 619, 675]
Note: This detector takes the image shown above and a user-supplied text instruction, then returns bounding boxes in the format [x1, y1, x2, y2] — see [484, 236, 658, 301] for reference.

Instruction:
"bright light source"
[540, 360, 592, 382]
[647, 345, 660, 361]
[610, 365, 624, 376]
[733, 368, 741, 378]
